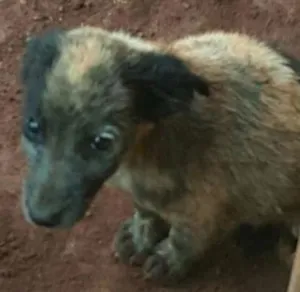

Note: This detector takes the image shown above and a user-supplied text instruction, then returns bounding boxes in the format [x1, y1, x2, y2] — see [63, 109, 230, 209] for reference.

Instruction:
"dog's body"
[20, 26, 300, 282]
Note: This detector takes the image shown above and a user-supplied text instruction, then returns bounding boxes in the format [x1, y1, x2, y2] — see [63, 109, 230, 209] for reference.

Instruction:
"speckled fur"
[20, 26, 300, 283]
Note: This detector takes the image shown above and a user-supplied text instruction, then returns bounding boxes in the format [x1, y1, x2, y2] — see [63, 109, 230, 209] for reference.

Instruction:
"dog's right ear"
[21, 28, 64, 85]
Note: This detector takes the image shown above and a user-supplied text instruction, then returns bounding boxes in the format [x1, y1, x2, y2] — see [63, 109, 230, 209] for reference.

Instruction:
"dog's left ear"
[120, 51, 210, 122]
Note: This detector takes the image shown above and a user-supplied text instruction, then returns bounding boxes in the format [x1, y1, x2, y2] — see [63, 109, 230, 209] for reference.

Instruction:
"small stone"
[86, 210, 92, 217]
[58, 5, 64, 12]
[33, 14, 47, 21]
[73, 0, 85, 10]
[84, 1, 93, 7]
[182, 2, 190, 9]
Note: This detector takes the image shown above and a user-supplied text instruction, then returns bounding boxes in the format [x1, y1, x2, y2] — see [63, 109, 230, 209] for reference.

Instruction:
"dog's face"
[20, 27, 209, 228]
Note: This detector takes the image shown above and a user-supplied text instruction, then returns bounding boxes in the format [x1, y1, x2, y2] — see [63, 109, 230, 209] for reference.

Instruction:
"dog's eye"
[24, 117, 43, 143]
[91, 132, 114, 151]
[27, 117, 41, 134]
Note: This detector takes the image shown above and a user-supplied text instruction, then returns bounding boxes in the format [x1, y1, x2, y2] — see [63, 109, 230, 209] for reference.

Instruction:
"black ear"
[121, 52, 210, 122]
[20, 28, 64, 130]
[21, 28, 63, 85]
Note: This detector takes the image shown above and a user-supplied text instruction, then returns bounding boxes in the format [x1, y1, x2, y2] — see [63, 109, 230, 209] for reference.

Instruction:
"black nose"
[29, 210, 62, 228]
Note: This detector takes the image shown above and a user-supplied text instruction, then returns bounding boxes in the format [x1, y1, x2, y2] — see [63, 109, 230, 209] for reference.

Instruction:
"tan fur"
[109, 31, 300, 221]
[108, 30, 300, 274]
[63, 39, 106, 85]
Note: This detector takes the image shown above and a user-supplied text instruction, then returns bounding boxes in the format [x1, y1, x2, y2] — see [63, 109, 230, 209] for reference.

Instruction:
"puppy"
[20, 26, 300, 283]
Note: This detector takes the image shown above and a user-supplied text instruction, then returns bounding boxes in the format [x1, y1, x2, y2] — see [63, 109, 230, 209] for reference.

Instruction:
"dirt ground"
[0, 0, 300, 291]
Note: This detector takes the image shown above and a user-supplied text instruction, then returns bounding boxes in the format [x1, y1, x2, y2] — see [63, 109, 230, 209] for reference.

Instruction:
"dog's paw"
[113, 218, 149, 266]
[143, 240, 188, 284]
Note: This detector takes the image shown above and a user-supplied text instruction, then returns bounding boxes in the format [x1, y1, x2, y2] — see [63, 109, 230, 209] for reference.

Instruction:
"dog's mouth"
[22, 189, 98, 229]
[21, 173, 110, 229]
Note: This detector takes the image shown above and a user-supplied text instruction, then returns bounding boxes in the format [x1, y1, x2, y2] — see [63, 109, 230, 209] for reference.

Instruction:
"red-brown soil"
[0, 0, 299, 291]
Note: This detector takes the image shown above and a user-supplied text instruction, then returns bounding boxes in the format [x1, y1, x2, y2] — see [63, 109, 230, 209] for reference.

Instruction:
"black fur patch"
[120, 52, 210, 122]
[234, 223, 281, 257]
[20, 28, 64, 140]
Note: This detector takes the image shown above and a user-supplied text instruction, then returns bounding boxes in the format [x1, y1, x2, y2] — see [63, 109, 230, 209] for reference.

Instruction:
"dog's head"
[20, 27, 209, 228]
